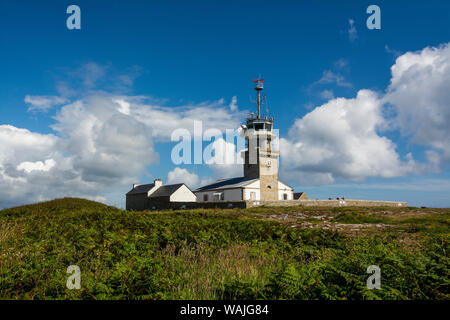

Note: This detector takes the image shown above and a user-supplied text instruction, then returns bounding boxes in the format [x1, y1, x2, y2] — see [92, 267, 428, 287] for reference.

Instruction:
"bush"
[0, 198, 448, 300]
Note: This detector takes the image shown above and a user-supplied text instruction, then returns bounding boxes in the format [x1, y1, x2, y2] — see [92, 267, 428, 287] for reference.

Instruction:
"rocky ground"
[242, 206, 450, 236]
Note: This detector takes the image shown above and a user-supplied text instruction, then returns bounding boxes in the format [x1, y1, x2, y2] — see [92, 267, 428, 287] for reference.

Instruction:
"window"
[267, 185, 272, 189]
[250, 192, 256, 200]
[283, 194, 288, 200]
[254, 123, 264, 130]
[203, 194, 208, 201]
[213, 192, 224, 201]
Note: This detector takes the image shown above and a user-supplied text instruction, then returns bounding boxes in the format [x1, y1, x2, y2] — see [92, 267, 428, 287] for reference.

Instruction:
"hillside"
[0, 198, 448, 300]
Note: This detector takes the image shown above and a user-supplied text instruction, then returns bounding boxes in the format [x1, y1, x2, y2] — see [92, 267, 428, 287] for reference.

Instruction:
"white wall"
[195, 191, 211, 202]
[195, 188, 243, 202]
[193, 180, 294, 201]
[278, 190, 293, 200]
[242, 188, 260, 200]
[170, 185, 197, 202]
[246, 180, 260, 189]
[278, 181, 293, 200]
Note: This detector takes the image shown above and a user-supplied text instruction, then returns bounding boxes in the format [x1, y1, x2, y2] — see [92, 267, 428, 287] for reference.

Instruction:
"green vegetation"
[0, 198, 448, 300]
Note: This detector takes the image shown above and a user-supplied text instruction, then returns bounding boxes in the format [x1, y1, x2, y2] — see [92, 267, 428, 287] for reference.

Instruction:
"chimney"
[154, 179, 163, 188]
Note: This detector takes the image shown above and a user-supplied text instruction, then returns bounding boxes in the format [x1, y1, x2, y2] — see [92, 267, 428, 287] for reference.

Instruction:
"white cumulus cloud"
[348, 18, 358, 42]
[280, 90, 417, 185]
[204, 137, 243, 179]
[25, 95, 68, 112]
[167, 167, 213, 190]
[385, 42, 450, 163]
[1, 88, 244, 208]
[229, 96, 238, 111]
[17, 159, 56, 173]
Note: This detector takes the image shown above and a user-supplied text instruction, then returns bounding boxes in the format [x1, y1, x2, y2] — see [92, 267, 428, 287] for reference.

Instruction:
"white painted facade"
[242, 180, 260, 201]
[243, 188, 260, 201]
[195, 188, 243, 202]
[278, 181, 294, 200]
[194, 179, 294, 202]
[170, 184, 198, 202]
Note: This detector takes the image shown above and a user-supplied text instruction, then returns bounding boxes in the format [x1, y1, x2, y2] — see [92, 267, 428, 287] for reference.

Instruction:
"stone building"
[294, 192, 309, 200]
[126, 179, 197, 210]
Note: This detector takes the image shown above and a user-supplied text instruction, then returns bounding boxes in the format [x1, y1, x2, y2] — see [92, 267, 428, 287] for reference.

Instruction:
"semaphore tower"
[241, 79, 280, 200]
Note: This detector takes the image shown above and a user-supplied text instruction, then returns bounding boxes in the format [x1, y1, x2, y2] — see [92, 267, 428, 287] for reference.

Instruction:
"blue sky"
[1, 0, 449, 208]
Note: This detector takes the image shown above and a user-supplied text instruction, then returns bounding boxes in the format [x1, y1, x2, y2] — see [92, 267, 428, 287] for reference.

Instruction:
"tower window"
[267, 185, 271, 189]
[255, 123, 264, 130]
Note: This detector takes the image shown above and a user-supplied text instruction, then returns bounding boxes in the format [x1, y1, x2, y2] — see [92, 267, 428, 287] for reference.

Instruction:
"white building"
[195, 177, 294, 202]
[126, 79, 306, 209]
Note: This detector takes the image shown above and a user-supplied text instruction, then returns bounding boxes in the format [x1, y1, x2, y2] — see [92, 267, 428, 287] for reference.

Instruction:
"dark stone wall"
[127, 198, 407, 211]
[126, 194, 148, 210]
[128, 200, 247, 211]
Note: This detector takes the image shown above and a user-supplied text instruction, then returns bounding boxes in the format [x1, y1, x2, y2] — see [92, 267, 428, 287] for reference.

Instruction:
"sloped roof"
[279, 180, 294, 190]
[149, 183, 185, 198]
[195, 177, 258, 191]
[126, 183, 155, 195]
[294, 192, 309, 200]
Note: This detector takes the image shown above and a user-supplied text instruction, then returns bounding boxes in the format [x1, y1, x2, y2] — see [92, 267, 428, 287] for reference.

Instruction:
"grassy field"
[0, 198, 448, 300]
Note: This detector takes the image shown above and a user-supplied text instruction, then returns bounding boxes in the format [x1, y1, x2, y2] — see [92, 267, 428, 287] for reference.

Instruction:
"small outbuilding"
[293, 192, 309, 200]
[126, 179, 197, 210]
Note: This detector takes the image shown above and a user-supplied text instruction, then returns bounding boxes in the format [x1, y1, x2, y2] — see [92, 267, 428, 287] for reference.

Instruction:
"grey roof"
[127, 183, 187, 197]
[294, 192, 308, 199]
[149, 183, 185, 198]
[195, 177, 258, 191]
[126, 183, 155, 195]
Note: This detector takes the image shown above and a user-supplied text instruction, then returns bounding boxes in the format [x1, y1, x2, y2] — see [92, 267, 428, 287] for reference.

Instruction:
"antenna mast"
[252, 79, 264, 119]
